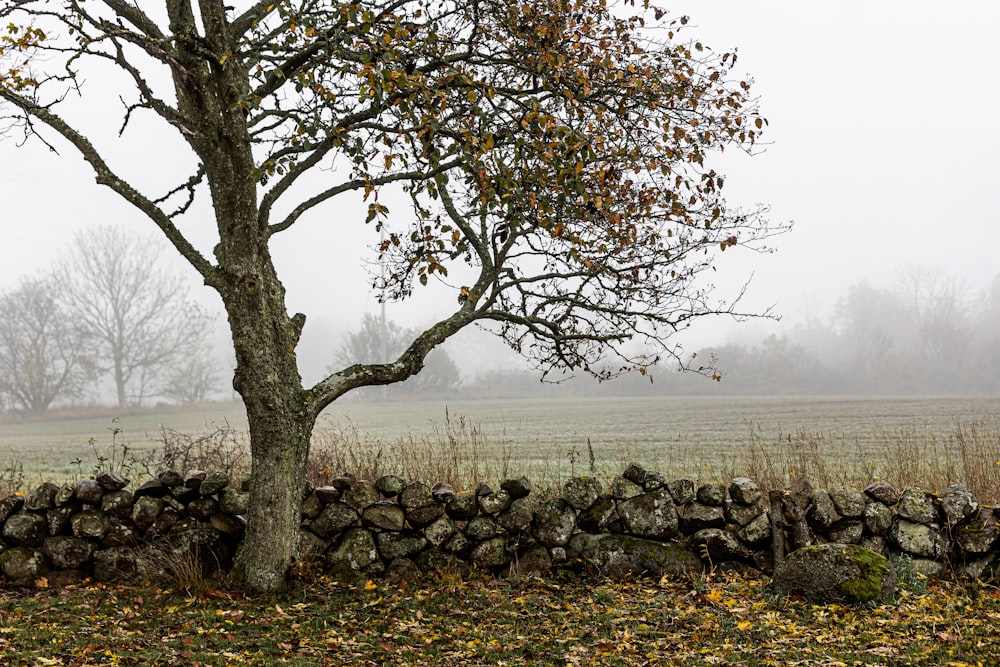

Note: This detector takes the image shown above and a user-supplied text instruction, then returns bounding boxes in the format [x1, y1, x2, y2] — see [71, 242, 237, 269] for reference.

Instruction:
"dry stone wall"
[0, 464, 998, 587]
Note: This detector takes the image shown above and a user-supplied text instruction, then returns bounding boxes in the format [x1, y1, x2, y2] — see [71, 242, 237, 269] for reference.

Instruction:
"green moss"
[837, 547, 890, 602]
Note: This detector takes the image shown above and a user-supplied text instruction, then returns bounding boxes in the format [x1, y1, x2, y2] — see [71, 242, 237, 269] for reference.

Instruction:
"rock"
[376, 531, 428, 560]
[622, 463, 647, 485]
[314, 486, 340, 504]
[298, 528, 330, 561]
[577, 495, 616, 533]
[209, 513, 245, 538]
[773, 544, 895, 603]
[199, 472, 229, 497]
[157, 470, 184, 488]
[310, 503, 359, 539]
[691, 528, 752, 562]
[423, 517, 457, 549]
[938, 484, 978, 527]
[611, 476, 644, 501]
[375, 475, 406, 498]
[219, 489, 250, 516]
[954, 507, 999, 556]
[416, 549, 470, 576]
[405, 504, 445, 529]
[101, 490, 133, 518]
[642, 472, 666, 491]
[890, 518, 948, 559]
[501, 477, 532, 500]
[863, 502, 893, 535]
[75, 479, 104, 505]
[93, 546, 140, 582]
[533, 499, 577, 547]
[182, 470, 206, 489]
[515, 545, 552, 576]
[0, 495, 24, 523]
[362, 502, 406, 532]
[301, 492, 324, 519]
[474, 482, 493, 497]
[96, 471, 130, 491]
[328, 528, 379, 571]
[696, 484, 726, 507]
[187, 497, 218, 521]
[24, 482, 59, 511]
[330, 474, 356, 491]
[478, 490, 512, 515]
[400, 482, 435, 509]
[617, 489, 678, 540]
[145, 507, 180, 539]
[444, 531, 472, 556]
[43, 536, 97, 570]
[343, 480, 381, 511]
[46, 505, 75, 536]
[3, 511, 49, 547]
[445, 493, 479, 520]
[431, 482, 455, 503]
[133, 479, 168, 498]
[897, 488, 937, 525]
[54, 485, 76, 506]
[566, 533, 701, 577]
[737, 512, 772, 548]
[102, 518, 139, 547]
[724, 500, 766, 527]
[562, 477, 603, 511]
[728, 478, 762, 506]
[828, 484, 866, 518]
[0, 547, 51, 583]
[385, 557, 423, 583]
[827, 519, 864, 545]
[497, 497, 537, 534]
[808, 490, 840, 531]
[465, 516, 502, 540]
[666, 479, 696, 505]
[679, 503, 725, 534]
[864, 481, 900, 506]
[170, 485, 199, 503]
[470, 537, 510, 568]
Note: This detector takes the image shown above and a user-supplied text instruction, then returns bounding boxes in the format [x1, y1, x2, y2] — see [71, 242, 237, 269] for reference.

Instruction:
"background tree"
[1, 1, 783, 590]
[333, 313, 461, 396]
[56, 227, 216, 408]
[160, 343, 223, 404]
[0, 277, 94, 412]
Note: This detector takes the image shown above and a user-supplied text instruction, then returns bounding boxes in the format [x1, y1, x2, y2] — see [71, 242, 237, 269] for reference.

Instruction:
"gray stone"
[938, 484, 978, 527]
[3, 511, 48, 547]
[328, 527, 379, 571]
[724, 500, 766, 527]
[737, 512, 772, 548]
[199, 472, 229, 497]
[102, 518, 139, 548]
[330, 474, 356, 491]
[728, 478, 762, 506]
[0, 547, 51, 583]
[577, 495, 616, 533]
[24, 482, 59, 511]
[423, 517, 457, 549]
[773, 544, 895, 603]
[533, 498, 577, 547]
[475, 482, 493, 497]
[310, 503, 359, 539]
[954, 507, 999, 556]
[566, 533, 701, 577]
[314, 486, 340, 504]
[362, 502, 406, 532]
[562, 477, 603, 510]
[385, 557, 423, 583]
[170, 485, 199, 503]
[679, 502, 725, 534]
[298, 528, 330, 561]
[96, 471, 130, 491]
[827, 519, 864, 545]
[618, 489, 678, 540]
[399, 482, 435, 509]
[611, 476, 644, 501]
[500, 477, 532, 500]
[187, 497, 218, 520]
[157, 470, 184, 488]
[219, 489, 250, 515]
[131, 496, 164, 532]
[808, 489, 840, 530]
[864, 481, 900, 506]
[0, 494, 24, 522]
[46, 505, 75, 536]
[376, 475, 406, 497]
[405, 503, 445, 528]
[890, 518, 947, 559]
[497, 497, 537, 534]
[75, 479, 104, 505]
[829, 484, 866, 518]
[93, 546, 139, 582]
[301, 492, 324, 519]
[515, 545, 552, 576]
[446, 493, 479, 520]
[465, 516, 502, 540]
[54, 484, 76, 506]
[145, 507, 180, 539]
[133, 479, 168, 498]
[182, 470, 206, 489]
[101, 490, 133, 518]
[209, 513, 244, 537]
[376, 531, 428, 560]
[470, 537, 510, 568]
[622, 463, 647, 485]
[696, 483, 726, 507]
[863, 502, 893, 534]
[641, 472, 666, 491]
[478, 490, 512, 515]
[897, 488, 937, 525]
[343, 480, 381, 511]
[444, 531, 472, 556]
[666, 478, 696, 505]
[431, 482, 455, 503]
[692, 528, 752, 562]
[43, 536, 96, 570]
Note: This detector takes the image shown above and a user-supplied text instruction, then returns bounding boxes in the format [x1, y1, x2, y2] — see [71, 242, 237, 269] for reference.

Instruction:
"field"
[2, 395, 999, 500]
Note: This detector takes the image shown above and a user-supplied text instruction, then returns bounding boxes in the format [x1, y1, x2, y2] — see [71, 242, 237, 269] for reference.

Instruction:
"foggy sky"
[2, 1, 998, 370]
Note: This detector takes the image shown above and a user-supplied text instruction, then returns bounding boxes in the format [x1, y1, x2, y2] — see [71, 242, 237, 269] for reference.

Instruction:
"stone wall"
[0, 464, 997, 586]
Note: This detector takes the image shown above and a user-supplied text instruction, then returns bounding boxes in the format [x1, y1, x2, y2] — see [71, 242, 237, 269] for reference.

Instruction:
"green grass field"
[2, 395, 999, 500]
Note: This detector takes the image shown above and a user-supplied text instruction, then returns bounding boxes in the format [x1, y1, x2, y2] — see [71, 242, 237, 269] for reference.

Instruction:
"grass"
[0, 570, 997, 665]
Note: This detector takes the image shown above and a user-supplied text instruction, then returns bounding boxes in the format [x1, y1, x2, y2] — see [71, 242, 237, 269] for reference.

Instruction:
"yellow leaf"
[364, 579, 378, 591]
[736, 620, 753, 631]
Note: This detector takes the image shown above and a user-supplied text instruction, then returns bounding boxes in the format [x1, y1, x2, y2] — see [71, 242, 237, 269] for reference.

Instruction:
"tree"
[333, 312, 461, 395]
[0, 277, 94, 412]
[160, 342, 223, 404]
[56, 226, 215, 407]
[1, 1, 784, 590]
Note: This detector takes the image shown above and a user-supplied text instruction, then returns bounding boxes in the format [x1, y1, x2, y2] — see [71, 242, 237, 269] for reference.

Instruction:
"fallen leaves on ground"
[0, 571, 997, 666]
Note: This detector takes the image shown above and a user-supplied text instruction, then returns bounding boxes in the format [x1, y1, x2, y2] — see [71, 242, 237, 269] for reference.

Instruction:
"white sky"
[1, 1, 998, 367]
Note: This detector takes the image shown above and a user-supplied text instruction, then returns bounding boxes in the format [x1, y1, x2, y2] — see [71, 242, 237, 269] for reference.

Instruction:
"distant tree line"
[0, 227, 220, 412]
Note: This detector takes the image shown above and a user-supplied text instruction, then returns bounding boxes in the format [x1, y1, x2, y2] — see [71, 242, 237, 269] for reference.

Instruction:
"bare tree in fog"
[0, 277, 94, 411]
[56, 227, 214, 407]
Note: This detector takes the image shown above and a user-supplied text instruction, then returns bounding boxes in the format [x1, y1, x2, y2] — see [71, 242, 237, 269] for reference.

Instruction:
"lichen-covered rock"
[431, 482, 455, 503]
[478, 490, 512, 515]
[471, 536, 510, 568]
[103, 518, 139, 548]
[405, 503, 445, 528]
[314, 486, 340, 504]
[890, 519, 948, 559]
[611, 476, 644, 501]
[533, 499, 577, 547]
[47, 505, 75, 536]
[3, 511, 48, 547]
[328, 528, 378, 570]
[43, 536, 97, 570]
[680, 503, 726, 534]
[500, 477, 532, 500]
[301, 492, 324, 519]
[562, 477, 603, 511]
[577, 495, 616, 533]
[131, 496, 164, 532]
[96, 471, 130, 491]
[24, 482, 59, 511]
[622, 463, 647, 485]
[219, 489, 250, 515]
[666, 479, 696, 506]
[696, 484, 726, 507]
[54, 484, 76, 506]
[863, 502, 893, 535]
[93, 546, 140, 582]
[773, 544, 895, 603]
[423, 517, 457, 549]
[728, 478, 762, 506]
[938, 484, 978, 527]
[330, 473, 356, 491]
[343, 480, 381, 511]
[0, 547, 51, 583]
[101, 490, 134, 519]
[75, 479, 104, 505]
[199, 472, 229, 497]
[297, 528, 329, 561]
[310, 503, 359, 538]
[400, 482, 435, 509]
[145, 507, 180, 539]
[827, 519, 864, 545]
[737, 512, 772, 547]
[375, 475, 406, 498]
[618, 489, 678, 540]
[515, 545, 552, 576]
[445, 493, 479, 520]
[497, 497, 537, 534]
[642, 472, 666, 491]
[465, 516, 502, 540]
[0, 495, 24, 524]
[954, 507, 999, 556]
[864, 481, 900, 506]
[724, 500, 766, 527]
[897, 488, 937, 525]
[157, 470, 184, 488]
[808, 490, 840, 531]
[691, 528, 752, 562]
[376, 531, 427, 560]
[566, 533, 701, 578]
[362, 502, 406, 532]
[829, 485, 866, 518]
